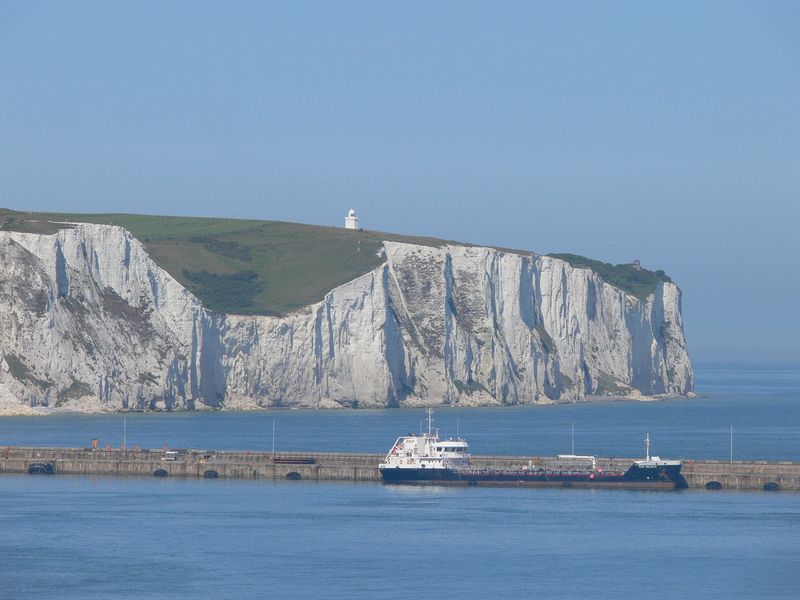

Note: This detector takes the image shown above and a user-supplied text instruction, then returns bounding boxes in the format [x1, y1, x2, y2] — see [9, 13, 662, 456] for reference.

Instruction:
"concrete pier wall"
[1, 447, 797, 491]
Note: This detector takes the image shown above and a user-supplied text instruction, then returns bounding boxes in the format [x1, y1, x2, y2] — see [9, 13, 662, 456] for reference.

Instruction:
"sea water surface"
[0, 364, 798, 599]
[0, 364, 798, 460]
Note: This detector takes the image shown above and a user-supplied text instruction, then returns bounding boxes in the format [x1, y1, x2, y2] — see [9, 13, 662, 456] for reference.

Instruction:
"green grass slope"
[548, 253, 672, 301]
[0, 209, 454, 315]
[0, 209, 671, 314]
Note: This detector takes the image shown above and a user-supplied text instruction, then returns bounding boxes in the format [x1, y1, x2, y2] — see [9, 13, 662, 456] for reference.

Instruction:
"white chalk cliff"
[0, 224, 693, 412]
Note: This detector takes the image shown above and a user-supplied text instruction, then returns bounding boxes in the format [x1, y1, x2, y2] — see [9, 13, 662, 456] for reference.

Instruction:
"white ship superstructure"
[379, 409, 470, 471]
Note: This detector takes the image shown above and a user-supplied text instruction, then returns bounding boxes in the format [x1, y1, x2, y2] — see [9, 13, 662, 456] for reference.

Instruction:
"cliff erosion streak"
[0, 224, 693, 412]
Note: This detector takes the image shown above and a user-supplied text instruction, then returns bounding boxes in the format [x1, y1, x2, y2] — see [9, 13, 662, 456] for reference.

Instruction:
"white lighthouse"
[345, 208, 359, 229]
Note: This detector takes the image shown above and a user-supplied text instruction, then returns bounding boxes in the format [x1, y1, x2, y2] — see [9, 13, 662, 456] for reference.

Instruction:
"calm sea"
[1, 364, 798, 460]
[0, 364, 798, 599]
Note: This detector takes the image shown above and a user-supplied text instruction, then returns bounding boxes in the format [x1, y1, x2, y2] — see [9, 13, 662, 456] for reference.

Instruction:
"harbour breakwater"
[1, 447, 797, 492]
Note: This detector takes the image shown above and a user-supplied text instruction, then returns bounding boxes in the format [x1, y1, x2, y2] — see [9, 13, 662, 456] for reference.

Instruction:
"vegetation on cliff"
[0, 208, 672, 313]
[547, 253, 672, 301]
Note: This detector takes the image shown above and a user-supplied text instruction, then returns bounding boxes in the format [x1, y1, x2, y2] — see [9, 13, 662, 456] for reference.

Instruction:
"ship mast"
[427, 408, 433, 436]
[645, 432, 651, 461]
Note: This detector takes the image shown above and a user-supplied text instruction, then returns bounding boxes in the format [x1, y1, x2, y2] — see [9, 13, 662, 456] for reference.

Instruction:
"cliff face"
[0, 224, 693, 412]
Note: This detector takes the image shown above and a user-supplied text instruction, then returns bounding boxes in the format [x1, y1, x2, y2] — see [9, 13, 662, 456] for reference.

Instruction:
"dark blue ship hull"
[380, 462, 687, 490]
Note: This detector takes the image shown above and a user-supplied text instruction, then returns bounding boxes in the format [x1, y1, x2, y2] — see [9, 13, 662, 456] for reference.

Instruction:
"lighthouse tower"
[345, 208, 359, 229]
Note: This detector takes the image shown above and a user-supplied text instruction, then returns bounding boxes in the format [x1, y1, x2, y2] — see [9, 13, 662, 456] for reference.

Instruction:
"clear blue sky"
[1, 2, 798, 363]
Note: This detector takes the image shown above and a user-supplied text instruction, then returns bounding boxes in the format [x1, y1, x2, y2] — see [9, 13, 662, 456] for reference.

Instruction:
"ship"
[379, 410, 687, 490]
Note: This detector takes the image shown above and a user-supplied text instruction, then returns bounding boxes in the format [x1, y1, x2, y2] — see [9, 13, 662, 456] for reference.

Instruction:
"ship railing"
[556, 455, 598, 471]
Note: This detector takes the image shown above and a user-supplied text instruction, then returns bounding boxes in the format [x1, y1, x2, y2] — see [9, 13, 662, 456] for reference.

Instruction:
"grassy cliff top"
[548, 253, 672, 300]
[0, 209, 454, 315]
[0, 209, 671, 313]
